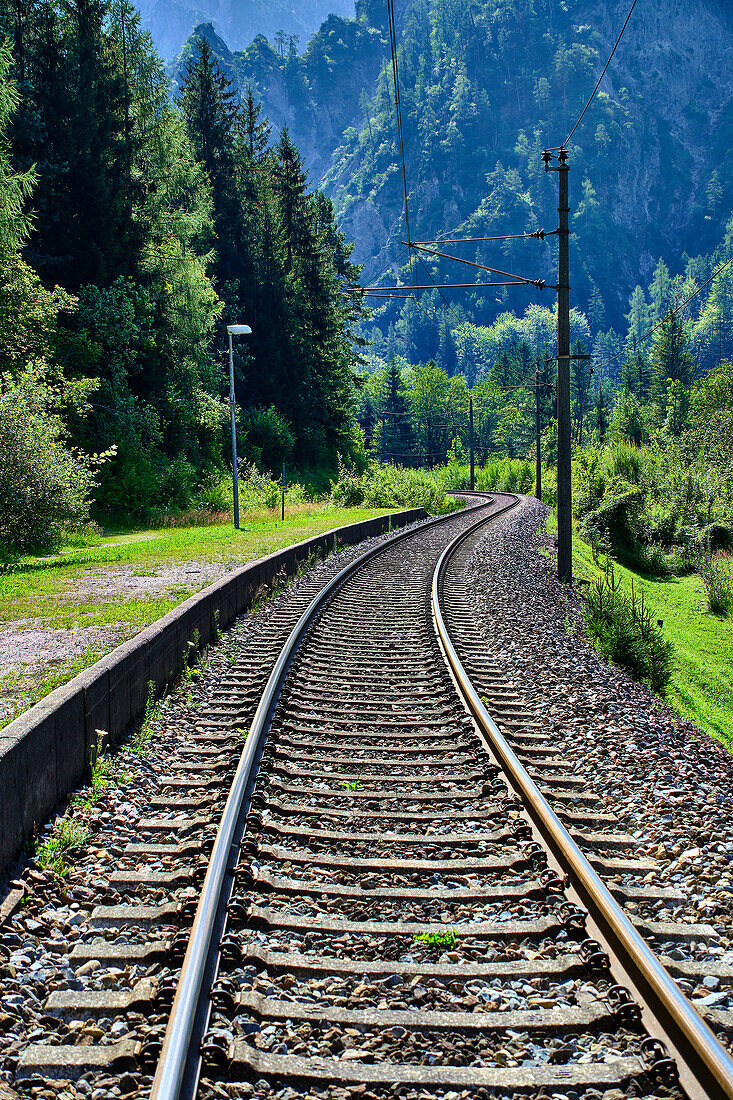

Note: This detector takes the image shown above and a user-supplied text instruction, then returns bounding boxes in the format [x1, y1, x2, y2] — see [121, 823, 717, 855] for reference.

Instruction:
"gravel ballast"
[463, 496, 733, 983]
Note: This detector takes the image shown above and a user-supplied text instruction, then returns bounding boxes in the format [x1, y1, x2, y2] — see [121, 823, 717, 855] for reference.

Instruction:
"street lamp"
[227, 324, 252, 529]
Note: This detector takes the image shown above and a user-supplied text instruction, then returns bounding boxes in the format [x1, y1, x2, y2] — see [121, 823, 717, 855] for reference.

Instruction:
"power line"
[387, 0, 414, 289]
[548, 0, 638, 151]
[409, 242, 546, 289]
[414, 250, 466, 330]
[359, 280, 542, 292]
[412, 230, 551, 245]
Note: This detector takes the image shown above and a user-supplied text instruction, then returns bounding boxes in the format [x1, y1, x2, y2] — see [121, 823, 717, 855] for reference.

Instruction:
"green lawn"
[572, 537, 733, 751]
[0, 504, 399, 725]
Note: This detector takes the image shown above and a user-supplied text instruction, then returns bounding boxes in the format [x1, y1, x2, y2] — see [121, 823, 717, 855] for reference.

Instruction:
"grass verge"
[573, 535, 733, 751]
[0, 504, 401, 727]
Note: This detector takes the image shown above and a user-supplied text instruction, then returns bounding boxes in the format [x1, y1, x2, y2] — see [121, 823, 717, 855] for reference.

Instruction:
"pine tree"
[650, 309, 696, 426]
[239, 87, 271, 161]
[0, 43, 36, 256]
[273, 128, 309, 272]
[380, 358, 413, 460]
[571, 339, 591, 444]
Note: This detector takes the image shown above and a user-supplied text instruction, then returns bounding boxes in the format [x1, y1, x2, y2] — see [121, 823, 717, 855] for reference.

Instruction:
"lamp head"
[227, 324, 252, 336]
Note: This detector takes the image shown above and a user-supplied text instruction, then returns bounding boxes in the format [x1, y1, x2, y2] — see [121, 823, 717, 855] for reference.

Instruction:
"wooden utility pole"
[544, 148, 572, 583]
[469, 397, 475, 490]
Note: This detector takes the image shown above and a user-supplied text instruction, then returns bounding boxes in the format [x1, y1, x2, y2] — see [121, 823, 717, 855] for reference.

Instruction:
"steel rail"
[432, 518, 733, 1100]
[149, 492, 510, 1100]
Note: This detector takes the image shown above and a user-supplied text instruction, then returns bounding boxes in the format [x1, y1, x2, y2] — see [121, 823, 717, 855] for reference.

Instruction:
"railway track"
[13, 494, 733, 1100]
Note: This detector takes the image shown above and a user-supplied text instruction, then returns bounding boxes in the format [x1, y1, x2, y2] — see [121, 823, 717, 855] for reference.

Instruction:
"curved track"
[140, 494, 733, 1100]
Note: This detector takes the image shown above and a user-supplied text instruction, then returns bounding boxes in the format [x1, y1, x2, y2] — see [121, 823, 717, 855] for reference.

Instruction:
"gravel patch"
[0, 626, 122, 724]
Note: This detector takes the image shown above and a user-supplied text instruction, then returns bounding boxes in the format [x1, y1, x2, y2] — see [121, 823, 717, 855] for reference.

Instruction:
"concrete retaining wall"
[0, 508, 427, 872]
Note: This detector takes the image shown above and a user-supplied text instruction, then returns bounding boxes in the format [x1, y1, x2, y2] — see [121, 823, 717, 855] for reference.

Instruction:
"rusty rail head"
[432, 519, 733, 1100]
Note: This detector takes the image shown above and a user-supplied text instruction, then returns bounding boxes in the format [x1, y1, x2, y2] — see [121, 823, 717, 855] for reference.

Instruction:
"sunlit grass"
[573, 536, 733, 751]
[0, 504, 398, 727]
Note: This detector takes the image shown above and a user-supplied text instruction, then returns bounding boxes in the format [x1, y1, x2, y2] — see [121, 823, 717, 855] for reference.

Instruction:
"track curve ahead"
[149, 492, 733, 1100]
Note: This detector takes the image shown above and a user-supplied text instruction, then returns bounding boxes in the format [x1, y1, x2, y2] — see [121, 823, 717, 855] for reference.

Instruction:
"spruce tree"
[380, 358, 413, 460]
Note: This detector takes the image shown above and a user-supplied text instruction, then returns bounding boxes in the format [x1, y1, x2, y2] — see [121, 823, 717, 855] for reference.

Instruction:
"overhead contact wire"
[548, 0, 638, 150]
[387, 0, 414, 289]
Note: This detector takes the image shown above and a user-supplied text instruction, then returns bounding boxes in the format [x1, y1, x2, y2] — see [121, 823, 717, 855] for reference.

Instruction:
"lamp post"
[227, 324, 252, 529]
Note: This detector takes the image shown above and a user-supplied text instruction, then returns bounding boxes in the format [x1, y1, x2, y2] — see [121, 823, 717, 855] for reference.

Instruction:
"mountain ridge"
[138, 0, 355, 61]
[177, 0, 733, 342]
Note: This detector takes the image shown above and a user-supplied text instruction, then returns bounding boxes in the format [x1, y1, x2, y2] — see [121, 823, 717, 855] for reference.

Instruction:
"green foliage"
[413, 929, 456, 949]
[583, 565, 674, 694]
[0, 5, 367, 527]
[0, 43, 36, 255]
[35, 816, 90, 878]
[0, 366, 96, 555]
[330, 458, 453, 512]
[240, 406, 294, 473]
[697, 555, 733, 616]
[698, 524, 733, 553]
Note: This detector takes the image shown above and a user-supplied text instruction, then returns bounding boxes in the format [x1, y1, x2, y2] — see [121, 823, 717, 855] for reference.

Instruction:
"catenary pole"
[555, 151, 572, 583]
[469, 396, 475, 491]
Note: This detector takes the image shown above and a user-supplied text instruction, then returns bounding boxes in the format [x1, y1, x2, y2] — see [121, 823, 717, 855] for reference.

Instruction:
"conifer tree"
[379, 358, 413, 460]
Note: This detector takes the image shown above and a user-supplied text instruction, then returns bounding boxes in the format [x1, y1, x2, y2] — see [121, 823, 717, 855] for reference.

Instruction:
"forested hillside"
[192, 0, 733, 361]
[0, 1, 365, 548]
[1, 0, 732, 571]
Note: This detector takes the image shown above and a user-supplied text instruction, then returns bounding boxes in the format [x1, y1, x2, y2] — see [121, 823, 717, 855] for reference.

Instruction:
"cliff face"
[176, 8, 387, 181]
[181, 0, 733, 330]
[139, 0, 355, 60]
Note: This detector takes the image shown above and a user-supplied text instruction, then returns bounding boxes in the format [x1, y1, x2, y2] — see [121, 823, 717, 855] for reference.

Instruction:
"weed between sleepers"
[413, 929, 457, 949]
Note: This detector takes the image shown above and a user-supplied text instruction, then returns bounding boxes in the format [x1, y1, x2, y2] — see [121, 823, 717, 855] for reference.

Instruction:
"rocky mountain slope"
[138, 0, 354, 60]
[179, 0, 733, 336]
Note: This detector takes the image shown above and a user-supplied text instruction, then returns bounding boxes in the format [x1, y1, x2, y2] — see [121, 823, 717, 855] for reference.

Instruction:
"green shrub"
[582, 566, 674, 694]
[603, 441, 646, 486]
[237, 460, 280, 510]
[192, 471, 232, 514]
[578, 480, 645, 554]
[240, 406, 294, 475]
[666, 548, 697, 576]
[697, 554, 733, 615]
[436, 456, 548, 499]
[697, 523, 733, 554]
[331, 458, 452, 513]
[635, 543, 673, 577]
[0, 366, 96, 555]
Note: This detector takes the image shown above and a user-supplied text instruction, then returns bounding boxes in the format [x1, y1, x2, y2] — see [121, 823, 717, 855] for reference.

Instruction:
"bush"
[697, 523, 733, 554]
[582, 566, 674, 694]
[331, 458, 452, 513]
[237, 461, 280, 511]
[0, 366, 96, 555]
[578, 480, 645, 555]
[240, 406, 294, 475]
[635, 543, 673, 577]
[666, 548, 698, 576]
[697, 554, 733, 615]
[436, 456, 546, 498]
